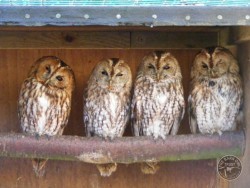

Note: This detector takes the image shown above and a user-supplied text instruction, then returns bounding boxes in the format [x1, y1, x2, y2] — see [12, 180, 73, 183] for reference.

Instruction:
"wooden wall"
[230, 41, 250, 188]
[0, 48, 219, 188]
[2, 26, 240, 188]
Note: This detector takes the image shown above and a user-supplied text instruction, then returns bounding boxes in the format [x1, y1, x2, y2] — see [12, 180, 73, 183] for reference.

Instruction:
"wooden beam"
[131, 31, 218, 48]
[0, 131, 245, 164]
[0, 26, 224, 32]
[231, 26, 250, 43]
[0, 30, 218, 49]
[0, 31, 130, 49]
[0, 6, 250, 26]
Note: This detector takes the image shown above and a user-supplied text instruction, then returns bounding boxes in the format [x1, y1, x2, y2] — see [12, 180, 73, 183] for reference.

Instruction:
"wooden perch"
[0, 131, 245, 164]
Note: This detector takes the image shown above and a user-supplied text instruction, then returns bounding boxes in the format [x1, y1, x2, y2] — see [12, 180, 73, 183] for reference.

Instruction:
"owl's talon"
[35, 133, 40, 140]
[96, 163, 117, 177]
[217, 130, 223, 136]
[45, 134, 52, 140]
[140, 162, 159, 175]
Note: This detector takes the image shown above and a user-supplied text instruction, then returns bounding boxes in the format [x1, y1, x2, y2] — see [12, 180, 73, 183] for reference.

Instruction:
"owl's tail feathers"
[96, 163, 117, 177]
[32, 158, 48, 177]
[140, 162, 159, 175]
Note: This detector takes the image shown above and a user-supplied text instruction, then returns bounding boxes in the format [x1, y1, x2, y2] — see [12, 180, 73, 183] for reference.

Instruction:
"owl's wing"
[235, 88, 244, 129]
[170, 102, 185, 135]
[58, 112, 70, 135]
[188, 95, 197, 134]
[83, 89, 91, 137]
[131, 97, 141, 137]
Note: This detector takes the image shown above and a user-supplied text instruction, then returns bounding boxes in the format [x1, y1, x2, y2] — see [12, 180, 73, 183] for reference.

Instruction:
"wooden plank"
[229, 42, 250, 188]
[0, 158, 217, 188]
[131, 32, 218, 48]
[0, 26, 224, 32]
[231, 26, 250, 43]
[0, 6, 250, 26]
[0, 31, 130, 49]
[0, 30, 219, 49]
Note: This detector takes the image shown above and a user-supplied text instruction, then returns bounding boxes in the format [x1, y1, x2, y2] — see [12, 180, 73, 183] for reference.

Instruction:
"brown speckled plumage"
[18, 56, 75, 177]
[83, 58, 132, 177]
[131, 51, 185, 174]
[189, 46, 243, 135]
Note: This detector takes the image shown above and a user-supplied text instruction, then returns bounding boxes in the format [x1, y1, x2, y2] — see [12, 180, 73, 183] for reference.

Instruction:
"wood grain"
[0, 30, 218, 49]
[229, 42, 250, 188]
[0, 131, 244, 163]
[0, 31, 130, 49]
[231, 26, 250, 43]
[0, 158, 216, 188]
[131, 31, 218, 49]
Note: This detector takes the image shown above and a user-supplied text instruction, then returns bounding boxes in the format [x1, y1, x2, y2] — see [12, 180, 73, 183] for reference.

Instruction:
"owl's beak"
[44, 79, 50, 85]
[210, 70, 218, 78]
[211, 71, 215, 77]
[156, 73, 160, 82]
[108, 83, 113, 90]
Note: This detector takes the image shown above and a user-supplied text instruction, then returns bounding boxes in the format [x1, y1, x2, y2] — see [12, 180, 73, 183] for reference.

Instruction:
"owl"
[188, 46, 243, 135]
[18, 56, 75, 177]
[131, 51, 185, 174]
[83, 58, 132, 177]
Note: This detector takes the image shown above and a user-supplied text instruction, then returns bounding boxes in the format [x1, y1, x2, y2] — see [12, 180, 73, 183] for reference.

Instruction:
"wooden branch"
[0, 131, 245, 164]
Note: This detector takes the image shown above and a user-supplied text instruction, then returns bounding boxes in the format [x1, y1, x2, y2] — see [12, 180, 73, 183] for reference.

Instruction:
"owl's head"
[191, 46, 239, 79]
[90, 58, 132, 92]
[29, 56, 75, 93]
[139, 51, 182, 82]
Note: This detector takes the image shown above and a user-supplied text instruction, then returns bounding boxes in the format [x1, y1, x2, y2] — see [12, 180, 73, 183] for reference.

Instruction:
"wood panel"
[0, 49, 218, 188]
[0, 31, 130, 49]
[0, 26, 223, 32]
[0, 158, 216, 188]
[229, 42, 250, 188]
[231, 26, 250, 43]
[131, 31, 218, 49]
[1, 6, 250, 26]
[0, 30, 218, 49]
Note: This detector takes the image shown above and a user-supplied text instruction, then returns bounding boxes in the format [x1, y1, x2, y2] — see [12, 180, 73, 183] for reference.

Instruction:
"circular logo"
[218, 155, 242, 180]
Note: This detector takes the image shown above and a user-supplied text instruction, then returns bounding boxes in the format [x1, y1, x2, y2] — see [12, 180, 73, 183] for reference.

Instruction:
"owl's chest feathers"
[140, 79, 178, 101]
[21, 80, 70, 134]
[193, 75, 239, 102]
[191, 75, 241, 132]
[136, 79, 182, 116]
[86, 86, 128, 118]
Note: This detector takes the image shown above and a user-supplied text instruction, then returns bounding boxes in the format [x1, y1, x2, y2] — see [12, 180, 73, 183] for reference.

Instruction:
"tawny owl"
[188, 46, 243, 135]
[83, 58, 132, 177]
[18, 56, 75, 177]
[131, 51, 185, 174]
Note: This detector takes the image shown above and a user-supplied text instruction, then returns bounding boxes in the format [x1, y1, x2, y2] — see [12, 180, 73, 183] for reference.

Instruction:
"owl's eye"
[202, 63, 208, 69]
[45, 65, 51, 73]
[56, 76, 63, 81]
[148, 64, 155, 69]
[116, 73, 123, 77]
[163, 65, 170, 70]
[101, 71, 108, 76]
